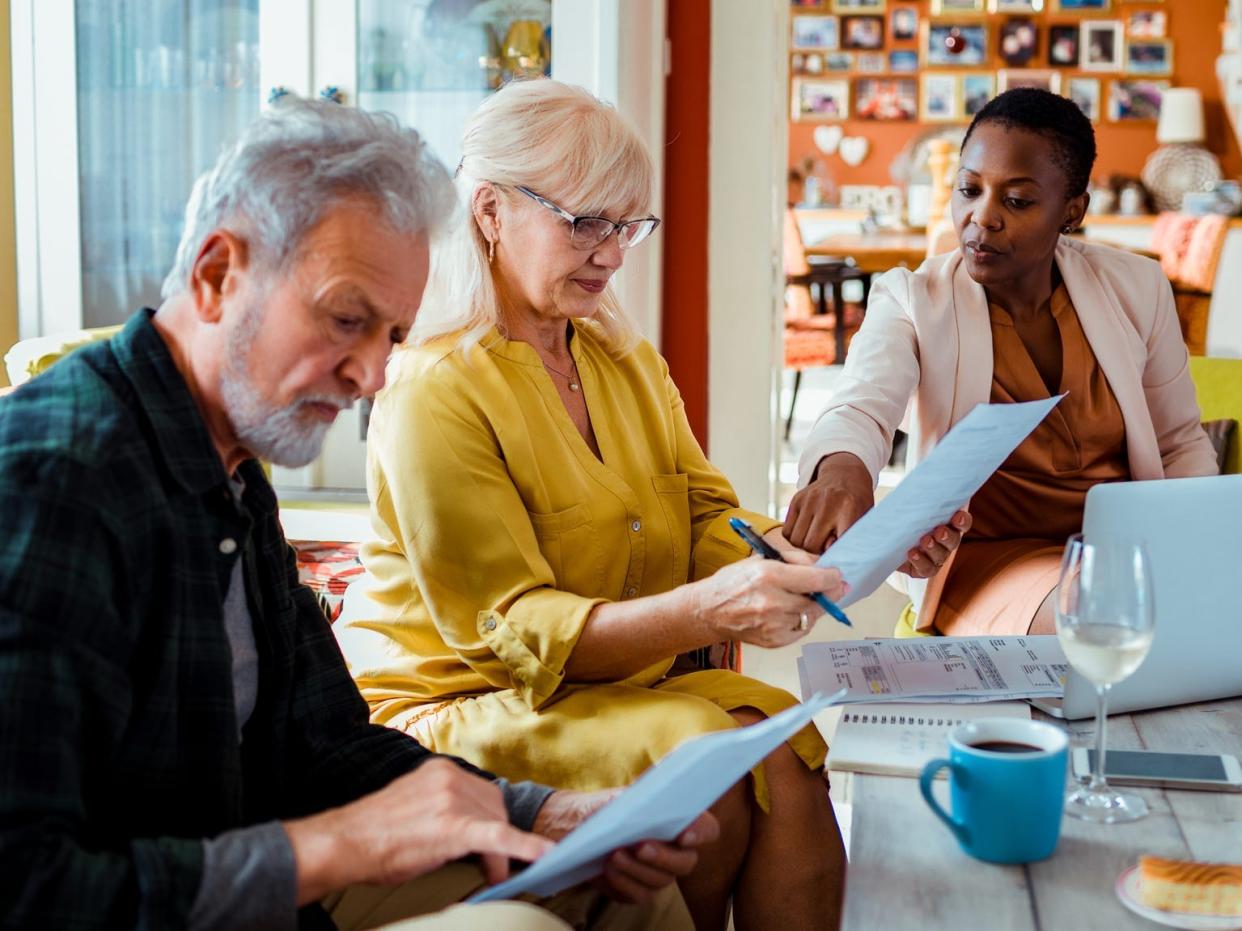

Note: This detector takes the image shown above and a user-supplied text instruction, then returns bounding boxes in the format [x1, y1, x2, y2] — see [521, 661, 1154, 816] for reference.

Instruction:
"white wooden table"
[838, 698, 1242, 930]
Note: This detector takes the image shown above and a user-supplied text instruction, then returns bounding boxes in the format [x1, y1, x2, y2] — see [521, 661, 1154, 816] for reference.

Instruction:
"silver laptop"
[1032, 474, 1242, 720]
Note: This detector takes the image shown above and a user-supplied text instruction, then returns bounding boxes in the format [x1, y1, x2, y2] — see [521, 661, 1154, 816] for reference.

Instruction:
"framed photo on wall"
[962, 72, 996, 116]
[842, 15, 885, 48]
[990, 0, 1045, 11]
[1066, 76, 1101, 121]
[1127, 10, 1167, 38]
[792, 77, 852, 120]
[931, 0, 986, 14]
[891, 4, 919, 39]
[924, 22, 989, 66]
[921, 73, 962, 121]
[1052, 0, 1110, 12]
[1048, 24, 1080, 65]
[1080, 19, 1123, 71]
[997, 68, 1062, 93]
[791, 51, 828, 75]
[792, 14, 840, 49]
[823, 51, 856, 70]
[1126, 39, 1172, 75]
[857, 52, 888, 72]
[831, 0, 886, 11]
[999, 17, 1040, 66]
[855, 77, 919, 119]
[890, 49, 920, 71]
[1108, 79, 1168, 121]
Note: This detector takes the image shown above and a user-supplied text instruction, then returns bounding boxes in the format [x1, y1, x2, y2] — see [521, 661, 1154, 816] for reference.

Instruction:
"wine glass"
[1054, 533, 1156, 823]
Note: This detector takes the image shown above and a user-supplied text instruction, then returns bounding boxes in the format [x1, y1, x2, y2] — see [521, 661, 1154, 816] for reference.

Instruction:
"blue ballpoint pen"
[727, 517, 852, 627]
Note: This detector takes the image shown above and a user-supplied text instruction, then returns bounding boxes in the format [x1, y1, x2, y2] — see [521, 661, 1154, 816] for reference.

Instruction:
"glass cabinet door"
[355, 0, 551, 172]
[74, 1, 263, 328]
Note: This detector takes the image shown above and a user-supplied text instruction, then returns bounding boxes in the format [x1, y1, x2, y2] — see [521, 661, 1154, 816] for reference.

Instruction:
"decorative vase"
[503, 20, 546, 79]
[1141, 144, 1223, 213]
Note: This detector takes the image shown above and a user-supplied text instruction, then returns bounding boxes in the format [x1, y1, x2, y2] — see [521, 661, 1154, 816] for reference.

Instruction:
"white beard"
[219, 304, 353, 468]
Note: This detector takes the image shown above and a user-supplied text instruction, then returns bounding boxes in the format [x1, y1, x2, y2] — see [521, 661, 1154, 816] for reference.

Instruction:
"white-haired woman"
[335, 79, 896, 930]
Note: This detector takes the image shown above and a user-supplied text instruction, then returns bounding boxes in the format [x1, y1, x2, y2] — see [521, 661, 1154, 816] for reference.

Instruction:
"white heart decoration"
[839, 136, 870, 167]
[813, 125, 843, 155]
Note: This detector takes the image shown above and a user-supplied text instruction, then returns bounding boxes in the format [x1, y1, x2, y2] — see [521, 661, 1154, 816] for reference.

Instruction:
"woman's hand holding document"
[814, 397, 1064, 606]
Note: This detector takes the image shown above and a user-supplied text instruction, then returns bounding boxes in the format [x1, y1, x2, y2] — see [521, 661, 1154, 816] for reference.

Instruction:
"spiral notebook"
[826, 702, 1031, 777]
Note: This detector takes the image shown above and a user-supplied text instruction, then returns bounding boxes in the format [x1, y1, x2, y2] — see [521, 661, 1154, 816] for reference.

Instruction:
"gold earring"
[488, 239, 496, 264]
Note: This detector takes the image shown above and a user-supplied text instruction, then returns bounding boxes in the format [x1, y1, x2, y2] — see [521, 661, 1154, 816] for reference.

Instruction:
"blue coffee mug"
[919, 718, 1068, 864]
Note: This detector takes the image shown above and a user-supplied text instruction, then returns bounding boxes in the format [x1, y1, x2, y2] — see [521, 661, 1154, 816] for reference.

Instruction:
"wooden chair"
[782, 209, 868, 439]
[1149, 213, 1228, 356]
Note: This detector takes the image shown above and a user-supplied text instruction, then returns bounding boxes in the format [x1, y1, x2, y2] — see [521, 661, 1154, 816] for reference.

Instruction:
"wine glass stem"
[1090, 683, 1111, 792]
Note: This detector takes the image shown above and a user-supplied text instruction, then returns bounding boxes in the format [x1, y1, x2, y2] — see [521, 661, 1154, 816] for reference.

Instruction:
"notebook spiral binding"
[843, 713, 968, 727]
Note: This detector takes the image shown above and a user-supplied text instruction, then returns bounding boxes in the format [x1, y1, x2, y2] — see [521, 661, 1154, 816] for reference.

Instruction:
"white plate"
[1116, 865, 1242, 930]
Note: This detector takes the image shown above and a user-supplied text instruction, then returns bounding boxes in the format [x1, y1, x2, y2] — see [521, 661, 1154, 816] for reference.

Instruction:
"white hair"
[162, 97, 456, 298]
[412, 78, 652, 355]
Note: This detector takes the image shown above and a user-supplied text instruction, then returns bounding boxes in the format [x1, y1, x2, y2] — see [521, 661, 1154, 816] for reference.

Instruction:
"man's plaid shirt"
[0, 310, 450, 928]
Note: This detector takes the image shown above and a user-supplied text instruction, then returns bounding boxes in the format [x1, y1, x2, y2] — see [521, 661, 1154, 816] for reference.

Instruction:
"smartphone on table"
[1070, 748, 1242, 792]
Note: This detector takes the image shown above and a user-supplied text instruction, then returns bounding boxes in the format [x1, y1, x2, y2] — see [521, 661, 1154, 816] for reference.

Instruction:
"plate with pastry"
[1117, 856, 1242, 930]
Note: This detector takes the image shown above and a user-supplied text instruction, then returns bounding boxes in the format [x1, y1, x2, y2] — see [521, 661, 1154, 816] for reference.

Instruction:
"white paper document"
[816, 396, 1064, 606]
[798, 636, 1068, 704]
[469, 689, 847, 903]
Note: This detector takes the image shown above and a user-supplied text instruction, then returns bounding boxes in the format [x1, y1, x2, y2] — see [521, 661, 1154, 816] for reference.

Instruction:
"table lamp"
[1141, 87, 1223, 213]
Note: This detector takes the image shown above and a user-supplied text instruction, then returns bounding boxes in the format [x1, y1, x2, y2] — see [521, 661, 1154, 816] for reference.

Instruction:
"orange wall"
[789, 0, 1242, 194]
[662, 0, 711, 444]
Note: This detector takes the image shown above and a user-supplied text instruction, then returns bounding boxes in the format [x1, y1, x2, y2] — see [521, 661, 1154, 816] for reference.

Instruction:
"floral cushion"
[286, 537, 742, 671]
[290, 540, 364, 622]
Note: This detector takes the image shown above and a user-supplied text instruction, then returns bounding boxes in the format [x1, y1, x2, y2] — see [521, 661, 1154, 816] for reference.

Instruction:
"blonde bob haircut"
[412, 78, 652, 355]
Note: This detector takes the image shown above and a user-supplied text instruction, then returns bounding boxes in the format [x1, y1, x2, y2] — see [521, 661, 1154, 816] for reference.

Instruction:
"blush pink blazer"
[798, 237, 1218, 630]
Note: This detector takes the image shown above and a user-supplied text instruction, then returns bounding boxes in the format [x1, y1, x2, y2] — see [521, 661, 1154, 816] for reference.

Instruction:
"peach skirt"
[934, 539, 1063, 637]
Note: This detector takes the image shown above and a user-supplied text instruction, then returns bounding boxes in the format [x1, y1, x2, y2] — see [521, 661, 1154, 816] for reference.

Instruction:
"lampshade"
[1156, 88, 1206, 144]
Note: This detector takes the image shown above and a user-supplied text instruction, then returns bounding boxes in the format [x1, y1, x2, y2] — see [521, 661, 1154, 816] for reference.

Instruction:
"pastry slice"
[1138, 855, 1242, 916]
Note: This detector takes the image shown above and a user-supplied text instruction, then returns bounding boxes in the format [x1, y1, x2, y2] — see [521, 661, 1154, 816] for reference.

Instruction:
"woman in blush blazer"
[785, 88, 1217, 637]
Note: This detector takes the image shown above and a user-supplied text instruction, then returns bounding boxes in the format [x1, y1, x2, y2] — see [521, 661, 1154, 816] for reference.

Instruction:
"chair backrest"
[783, 208, 812, 278]
[1189, 356, 1242, 474]
[3, 326, 124, 387]
[1149, 212, 1228, 292]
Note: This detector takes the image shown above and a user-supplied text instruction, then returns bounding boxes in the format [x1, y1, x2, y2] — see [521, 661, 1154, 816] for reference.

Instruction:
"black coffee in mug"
[969, 741, 1043, 754]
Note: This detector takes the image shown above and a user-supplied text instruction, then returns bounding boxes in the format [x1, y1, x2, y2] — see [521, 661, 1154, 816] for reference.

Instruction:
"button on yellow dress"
[336, 321, 825, 805]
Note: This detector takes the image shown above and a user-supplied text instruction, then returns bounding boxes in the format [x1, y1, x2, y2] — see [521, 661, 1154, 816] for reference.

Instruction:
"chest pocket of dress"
[527, 503, 596, 591]
[651, 473, 691, 587]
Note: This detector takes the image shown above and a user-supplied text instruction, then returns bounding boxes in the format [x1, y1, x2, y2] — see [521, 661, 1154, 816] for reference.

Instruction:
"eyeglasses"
[515, 186, 661, 251]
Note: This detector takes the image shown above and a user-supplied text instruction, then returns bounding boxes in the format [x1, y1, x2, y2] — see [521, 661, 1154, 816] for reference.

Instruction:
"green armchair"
[1189, 357, 1242, 475]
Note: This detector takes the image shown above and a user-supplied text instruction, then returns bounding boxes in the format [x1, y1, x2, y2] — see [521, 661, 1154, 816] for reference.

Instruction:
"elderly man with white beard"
[0, 99, 709, 931]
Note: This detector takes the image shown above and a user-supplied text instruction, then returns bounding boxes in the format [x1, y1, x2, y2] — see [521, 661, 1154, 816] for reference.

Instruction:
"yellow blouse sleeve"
[657, 357, 781, 580]
[369, 361, 605, 711]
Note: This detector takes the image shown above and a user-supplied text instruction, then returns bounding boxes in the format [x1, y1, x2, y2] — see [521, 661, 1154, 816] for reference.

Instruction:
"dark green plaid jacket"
[0, 310, 449, 929]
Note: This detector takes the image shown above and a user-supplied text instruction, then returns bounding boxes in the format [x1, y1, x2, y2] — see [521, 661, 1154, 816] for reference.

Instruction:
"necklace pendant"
[569, 382, 581, 392]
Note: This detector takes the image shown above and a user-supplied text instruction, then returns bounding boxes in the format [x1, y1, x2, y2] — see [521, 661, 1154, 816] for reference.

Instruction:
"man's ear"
[188, 230, 249, 322]
[471, 183, 502, 246]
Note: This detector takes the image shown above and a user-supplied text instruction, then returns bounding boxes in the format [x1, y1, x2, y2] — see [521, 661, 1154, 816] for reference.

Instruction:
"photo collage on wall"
[790, 0, 1175, 126]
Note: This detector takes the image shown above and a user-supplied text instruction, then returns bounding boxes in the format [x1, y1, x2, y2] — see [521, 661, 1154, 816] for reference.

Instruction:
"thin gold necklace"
[542, 356, 581, 392]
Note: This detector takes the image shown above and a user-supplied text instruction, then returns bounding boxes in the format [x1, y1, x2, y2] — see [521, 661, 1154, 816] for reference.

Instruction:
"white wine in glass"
[1055, 533, 1155, 824]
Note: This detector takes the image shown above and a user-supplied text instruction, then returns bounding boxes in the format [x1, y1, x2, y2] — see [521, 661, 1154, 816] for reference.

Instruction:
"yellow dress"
[336, 321, 826, 806]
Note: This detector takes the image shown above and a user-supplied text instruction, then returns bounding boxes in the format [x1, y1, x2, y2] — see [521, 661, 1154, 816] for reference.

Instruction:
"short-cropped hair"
[162, 98, 456, 298]
[961, 87, 1097, 199]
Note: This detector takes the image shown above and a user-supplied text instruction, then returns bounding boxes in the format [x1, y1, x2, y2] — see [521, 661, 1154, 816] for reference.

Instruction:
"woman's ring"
[797, 611, 810, 632]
